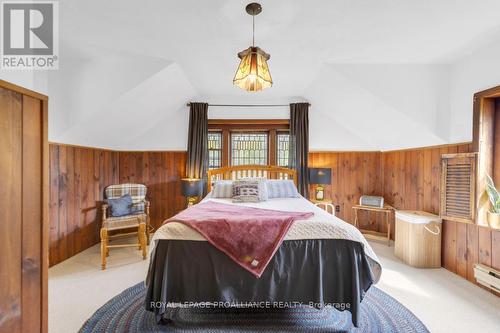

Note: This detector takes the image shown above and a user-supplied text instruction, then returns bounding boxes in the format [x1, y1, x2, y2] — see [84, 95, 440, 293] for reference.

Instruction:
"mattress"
[145, 195, 382, 327]
[150, 196, 381, 282]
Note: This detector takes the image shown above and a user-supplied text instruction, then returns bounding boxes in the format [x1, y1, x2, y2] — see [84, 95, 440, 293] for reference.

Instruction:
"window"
[276, 132, 290, 167]
[472, 87, 500, 225]
[207, 132, 222, 169]
[231, 133, 268, 165]
[208, 119, 290, 169]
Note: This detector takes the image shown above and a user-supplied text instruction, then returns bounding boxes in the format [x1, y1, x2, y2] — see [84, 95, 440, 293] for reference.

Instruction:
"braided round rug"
[80, 283, 428, 333]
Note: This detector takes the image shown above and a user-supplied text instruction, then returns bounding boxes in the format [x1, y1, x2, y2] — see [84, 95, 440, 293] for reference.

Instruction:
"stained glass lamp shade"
[233, 46, 272, 92]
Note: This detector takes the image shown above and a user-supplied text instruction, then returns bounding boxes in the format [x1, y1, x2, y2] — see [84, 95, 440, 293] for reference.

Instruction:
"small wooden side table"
[311, 199, 336, 216]
[352, 204, 394, 246]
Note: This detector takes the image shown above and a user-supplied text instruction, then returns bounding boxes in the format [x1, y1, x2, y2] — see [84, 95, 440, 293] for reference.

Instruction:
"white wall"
[47, 44, 175, 143]
[3, 39, 500, 151]
[199, 64, 452, 151]
[51, 61, 197, 151]
[449, 40, 500, 143]
[305, 64, 450, 151]
[205, 96, 291, 120]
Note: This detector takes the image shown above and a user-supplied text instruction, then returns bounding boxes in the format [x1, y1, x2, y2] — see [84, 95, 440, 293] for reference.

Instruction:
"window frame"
[208, 119, 290, 168]
[276, 131, 291, 167]
[472, 85, 500, 226]
[207, 131, 223, 169]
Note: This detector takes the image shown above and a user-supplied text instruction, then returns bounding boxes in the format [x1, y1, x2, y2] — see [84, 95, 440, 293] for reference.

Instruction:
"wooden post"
[139, 223, 147, 259]
[100, 228, 108, 269]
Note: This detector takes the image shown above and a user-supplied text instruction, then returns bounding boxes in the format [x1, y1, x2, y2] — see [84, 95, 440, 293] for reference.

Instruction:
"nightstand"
[310, 199, 336, 216]
[352, 204, 394, 246]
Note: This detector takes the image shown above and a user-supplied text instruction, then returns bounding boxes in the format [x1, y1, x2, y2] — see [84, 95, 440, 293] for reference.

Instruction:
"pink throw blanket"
[164, 201, 313, 278]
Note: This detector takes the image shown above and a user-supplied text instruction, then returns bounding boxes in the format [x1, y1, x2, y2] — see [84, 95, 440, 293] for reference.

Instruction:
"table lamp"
[309, 168, 332, 201]
[181, 178, 203, 207]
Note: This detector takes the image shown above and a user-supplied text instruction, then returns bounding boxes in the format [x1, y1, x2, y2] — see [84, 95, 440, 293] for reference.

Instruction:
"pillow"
[212, 180, 234, 198]
[267, 180, 301, 198]
[107, 194, 134, 217]
[232, 180, 261, 203]
[242, 177, 268, 201]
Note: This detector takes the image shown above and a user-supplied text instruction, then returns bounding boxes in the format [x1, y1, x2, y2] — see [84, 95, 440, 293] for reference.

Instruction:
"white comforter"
[151, 196, 382, 282]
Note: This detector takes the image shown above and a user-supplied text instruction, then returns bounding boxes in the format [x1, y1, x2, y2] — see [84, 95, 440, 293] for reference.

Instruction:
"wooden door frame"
[472, 85, 500, 227]
[0, 80, 48, 333]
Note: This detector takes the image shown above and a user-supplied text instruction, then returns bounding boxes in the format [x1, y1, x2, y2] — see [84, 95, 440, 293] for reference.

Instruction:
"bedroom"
[1, 0, 500, 332]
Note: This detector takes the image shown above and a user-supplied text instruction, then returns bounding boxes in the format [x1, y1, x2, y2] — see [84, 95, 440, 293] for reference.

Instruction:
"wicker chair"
[100, 184, 150, 269]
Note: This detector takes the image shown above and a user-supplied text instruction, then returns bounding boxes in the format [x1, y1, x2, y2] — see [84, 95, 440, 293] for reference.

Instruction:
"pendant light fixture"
[233, 2, 273, 92]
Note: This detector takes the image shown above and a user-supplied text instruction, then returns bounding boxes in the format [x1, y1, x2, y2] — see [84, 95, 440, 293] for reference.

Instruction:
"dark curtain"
[186, 103, 208, 189]
[289, 103, 309, 197]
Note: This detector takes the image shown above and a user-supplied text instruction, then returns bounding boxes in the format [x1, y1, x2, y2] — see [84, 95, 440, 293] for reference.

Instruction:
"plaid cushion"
[103, 213, 146, 230]
[105, 184, 147, 213]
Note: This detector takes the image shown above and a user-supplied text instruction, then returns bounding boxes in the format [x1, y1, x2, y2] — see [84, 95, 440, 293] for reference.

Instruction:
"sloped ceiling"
[34, 0, 500, 150]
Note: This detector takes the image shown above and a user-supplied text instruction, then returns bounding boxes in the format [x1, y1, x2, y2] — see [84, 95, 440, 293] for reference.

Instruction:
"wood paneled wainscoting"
[48, 144, 186, 266]
[308, 152, 383, 230]
[50, 148, 381, 266]
[49, 145, 119, 266]
[382, 143, 500, 292]
[49, 143, 500, 294]
[117, 151, 187, 229]
[310, 144, 500, 293]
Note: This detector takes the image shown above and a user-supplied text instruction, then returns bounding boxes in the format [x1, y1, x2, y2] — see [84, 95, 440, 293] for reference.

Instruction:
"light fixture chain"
[252, 13, 255, 46]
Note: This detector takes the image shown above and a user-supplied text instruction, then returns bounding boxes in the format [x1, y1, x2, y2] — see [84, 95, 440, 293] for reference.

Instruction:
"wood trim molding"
[41, 100, 49, 333]
[441, 152, 477, 159]
[0, 80, 48, 101]
[48, 142, 186, 153]
[309, 150, 380, 153]
[472, 85, 500, 152]
[310, 142, 473, 154]
[474, 85, 500, 99]
[383, 142, 473, 153]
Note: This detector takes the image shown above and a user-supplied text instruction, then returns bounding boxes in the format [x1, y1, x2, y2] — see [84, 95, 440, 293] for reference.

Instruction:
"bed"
[144, 165, 381, 327]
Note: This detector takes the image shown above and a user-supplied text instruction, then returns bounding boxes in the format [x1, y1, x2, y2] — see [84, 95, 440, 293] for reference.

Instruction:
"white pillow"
[242, 177, 268, 201]
[211, 180, 234, 198]
[267, 179, 301, 198]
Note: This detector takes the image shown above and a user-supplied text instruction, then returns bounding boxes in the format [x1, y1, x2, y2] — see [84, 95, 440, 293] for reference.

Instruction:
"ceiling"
[45, 0, 500, 149]
[59, 0, 500, 96]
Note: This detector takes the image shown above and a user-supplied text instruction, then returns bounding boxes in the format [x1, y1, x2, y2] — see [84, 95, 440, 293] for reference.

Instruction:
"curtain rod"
[186, 103, 311, 107]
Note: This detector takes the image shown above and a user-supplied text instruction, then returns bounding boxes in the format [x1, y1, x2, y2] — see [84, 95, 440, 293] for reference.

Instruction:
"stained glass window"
[231, 133, 268, 166]
[208, 132, 222, 169]
[277, 132, 290, 167]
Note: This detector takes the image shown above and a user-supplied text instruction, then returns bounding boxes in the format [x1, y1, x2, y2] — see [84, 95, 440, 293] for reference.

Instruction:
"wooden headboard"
[206, 165, 297, 192]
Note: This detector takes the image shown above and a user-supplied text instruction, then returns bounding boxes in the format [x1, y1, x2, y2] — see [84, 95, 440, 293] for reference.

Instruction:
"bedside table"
[310, 199, 336, 216]
[352, 204, 394, 246]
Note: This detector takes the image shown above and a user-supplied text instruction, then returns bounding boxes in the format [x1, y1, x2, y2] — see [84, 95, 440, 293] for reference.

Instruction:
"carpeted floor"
[49, 238, 500, 333]
[79, 283, 428, 332]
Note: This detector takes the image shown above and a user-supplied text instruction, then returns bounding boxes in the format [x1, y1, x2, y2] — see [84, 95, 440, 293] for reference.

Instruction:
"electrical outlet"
[335, 205, 340, 213]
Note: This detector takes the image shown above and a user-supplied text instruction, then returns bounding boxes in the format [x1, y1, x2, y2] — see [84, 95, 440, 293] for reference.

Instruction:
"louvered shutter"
[440, 153, 476, 223]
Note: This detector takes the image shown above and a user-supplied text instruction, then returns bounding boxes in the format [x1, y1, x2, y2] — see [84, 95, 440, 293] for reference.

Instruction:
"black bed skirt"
[144, 239, 375, 327]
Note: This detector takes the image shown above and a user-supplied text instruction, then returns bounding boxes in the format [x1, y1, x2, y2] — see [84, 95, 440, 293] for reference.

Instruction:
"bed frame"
[207, 165, 297, 192]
